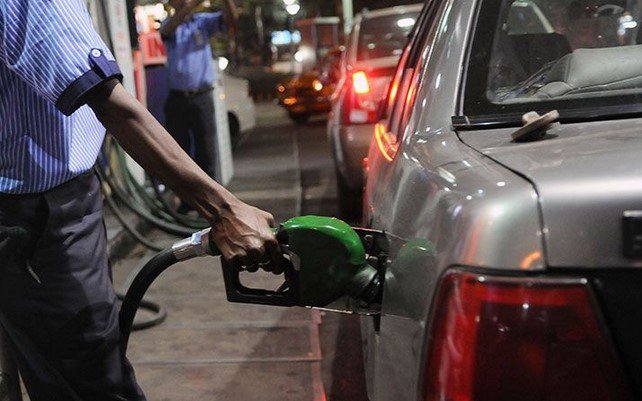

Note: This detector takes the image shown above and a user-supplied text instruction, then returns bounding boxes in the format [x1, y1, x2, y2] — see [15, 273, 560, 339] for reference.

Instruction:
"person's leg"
[164, 92, 191, 156]
[188, 90, 218, 180]
[0, 173, 146, 401]
[165, 92, 195, 212]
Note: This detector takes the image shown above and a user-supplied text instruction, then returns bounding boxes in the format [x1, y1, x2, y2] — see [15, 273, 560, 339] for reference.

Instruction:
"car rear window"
[462, 0, 642, 121]
[357, 12, 420, 61]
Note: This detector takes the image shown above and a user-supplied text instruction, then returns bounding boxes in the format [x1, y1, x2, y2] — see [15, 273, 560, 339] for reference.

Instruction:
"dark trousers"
[0, 172, 145, 401]
[164, 89, 218, 179]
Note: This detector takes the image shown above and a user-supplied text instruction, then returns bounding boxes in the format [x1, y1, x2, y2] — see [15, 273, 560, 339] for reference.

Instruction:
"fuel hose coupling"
[171, 228, 215, 261]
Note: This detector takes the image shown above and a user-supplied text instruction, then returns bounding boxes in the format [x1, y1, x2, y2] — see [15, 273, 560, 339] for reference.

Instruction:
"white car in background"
[221, 69, 256, 146]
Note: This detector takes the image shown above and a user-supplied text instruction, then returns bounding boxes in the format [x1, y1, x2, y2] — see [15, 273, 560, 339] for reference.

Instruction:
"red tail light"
[343, 71, 379, 124]
[424, 270, 631, 401]
[353, 71, 371, 94]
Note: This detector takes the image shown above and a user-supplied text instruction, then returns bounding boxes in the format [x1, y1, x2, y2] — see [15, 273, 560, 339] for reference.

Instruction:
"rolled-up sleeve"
[197, 12, 226, 37]
[0, 0, 122, 116]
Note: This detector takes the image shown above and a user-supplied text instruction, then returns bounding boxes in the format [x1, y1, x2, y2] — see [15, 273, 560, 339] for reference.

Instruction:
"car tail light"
[423, 270, 632, 401]
[353, 71, 371, 94]
[343, 71, 379, 125]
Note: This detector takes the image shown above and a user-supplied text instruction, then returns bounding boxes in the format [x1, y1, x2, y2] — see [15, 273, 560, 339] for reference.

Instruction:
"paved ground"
[111, 103, 369, 401]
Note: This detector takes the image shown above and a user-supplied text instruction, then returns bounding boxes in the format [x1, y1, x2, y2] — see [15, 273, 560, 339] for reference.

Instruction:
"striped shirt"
[0, 0, 122, 194]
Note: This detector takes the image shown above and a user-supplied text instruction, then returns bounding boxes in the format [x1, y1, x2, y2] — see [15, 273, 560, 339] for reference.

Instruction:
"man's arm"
[159, 0, 202, 39]
[87, 80, 280, 268]
[222, 0, 239, 32]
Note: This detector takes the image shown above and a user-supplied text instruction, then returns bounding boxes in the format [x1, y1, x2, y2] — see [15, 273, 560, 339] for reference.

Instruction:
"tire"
[289, 112, 310, 124]
[336, 167, 362, 221]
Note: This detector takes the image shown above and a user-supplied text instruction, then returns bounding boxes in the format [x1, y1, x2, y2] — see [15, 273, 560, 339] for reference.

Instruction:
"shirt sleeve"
[197, 12, 226, 37]
[0, 0, 123, 116]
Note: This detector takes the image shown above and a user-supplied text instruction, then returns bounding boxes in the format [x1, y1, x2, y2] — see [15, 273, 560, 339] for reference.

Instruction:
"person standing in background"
[161, 0, 237, 198]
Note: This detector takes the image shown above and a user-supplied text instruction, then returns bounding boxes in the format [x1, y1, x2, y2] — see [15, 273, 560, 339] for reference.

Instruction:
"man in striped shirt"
[0, 1, 280, 400]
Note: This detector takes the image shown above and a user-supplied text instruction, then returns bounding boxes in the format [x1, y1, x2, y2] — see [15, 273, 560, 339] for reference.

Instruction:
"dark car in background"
[277, 47, 343, 124]
[327, 4, 422, 217]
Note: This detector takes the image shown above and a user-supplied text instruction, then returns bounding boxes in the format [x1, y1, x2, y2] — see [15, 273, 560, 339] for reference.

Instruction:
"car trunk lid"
[458, 117, 642, 268]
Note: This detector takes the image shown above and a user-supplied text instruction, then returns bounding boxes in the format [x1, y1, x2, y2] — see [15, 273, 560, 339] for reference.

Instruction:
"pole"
[341, 0, 353, 36]
[288, 15, 295, 73]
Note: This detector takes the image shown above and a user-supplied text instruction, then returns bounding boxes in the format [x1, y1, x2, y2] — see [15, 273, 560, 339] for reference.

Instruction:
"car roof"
[358, 3, 424, 20]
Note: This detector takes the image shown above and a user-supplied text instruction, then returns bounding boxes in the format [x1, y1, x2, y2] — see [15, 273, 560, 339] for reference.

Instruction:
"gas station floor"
[108, 103, 368, 401]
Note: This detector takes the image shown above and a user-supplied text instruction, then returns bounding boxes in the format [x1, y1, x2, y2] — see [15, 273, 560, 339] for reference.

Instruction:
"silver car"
[328, 4, 422, 217]
[363, 0, 642, 400]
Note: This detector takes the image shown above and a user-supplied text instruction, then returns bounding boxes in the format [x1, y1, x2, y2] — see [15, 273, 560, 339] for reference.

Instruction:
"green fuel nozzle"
[167, 216, 388, 313]
[278, 216, 382, 306]
[220, 216, 388, 313]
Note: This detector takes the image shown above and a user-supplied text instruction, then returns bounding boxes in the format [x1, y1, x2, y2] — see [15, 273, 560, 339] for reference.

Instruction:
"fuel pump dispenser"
[119, 215, 391, 349]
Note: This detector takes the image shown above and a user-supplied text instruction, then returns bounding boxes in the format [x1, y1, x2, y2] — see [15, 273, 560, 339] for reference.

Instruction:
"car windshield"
[357, 12, 419, 61]
[464, 0, 642, 119]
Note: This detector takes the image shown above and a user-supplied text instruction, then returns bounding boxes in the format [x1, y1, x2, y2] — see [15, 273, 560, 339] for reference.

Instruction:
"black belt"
[169, 86, 213, 97]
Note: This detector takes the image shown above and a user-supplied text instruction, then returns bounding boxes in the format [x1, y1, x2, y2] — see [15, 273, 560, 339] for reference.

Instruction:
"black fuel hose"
[119, 248, 178, 350]
[102, 187, 165, 252]
[150, 176, 209, 229]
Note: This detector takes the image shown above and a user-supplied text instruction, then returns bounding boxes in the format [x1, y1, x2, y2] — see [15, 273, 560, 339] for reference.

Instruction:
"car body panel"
[332, 123, 373, 189]
[222, 73, 256, 132]
[361, 0, 552, 399]
[459, 119, 642, 268]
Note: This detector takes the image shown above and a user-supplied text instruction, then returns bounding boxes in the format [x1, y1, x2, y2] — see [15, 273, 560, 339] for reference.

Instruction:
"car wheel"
[336, 167, 362, 221]
[289, 112, 310, 124]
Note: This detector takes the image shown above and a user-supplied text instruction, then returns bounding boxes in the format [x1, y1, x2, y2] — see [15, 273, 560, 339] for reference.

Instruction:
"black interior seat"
[509, 33, 572, 77]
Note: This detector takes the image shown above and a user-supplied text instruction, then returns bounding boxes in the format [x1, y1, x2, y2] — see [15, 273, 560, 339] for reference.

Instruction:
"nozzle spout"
[349, 264, 383, 306]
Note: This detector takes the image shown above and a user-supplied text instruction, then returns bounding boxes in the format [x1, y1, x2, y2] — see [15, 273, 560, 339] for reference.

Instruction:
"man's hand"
[160, 0, 204, 39]
[209, 201, 281, 272]
[222, 0, 239, 37]
[223, 0, 239, 21]
[183, 0, 203, 11]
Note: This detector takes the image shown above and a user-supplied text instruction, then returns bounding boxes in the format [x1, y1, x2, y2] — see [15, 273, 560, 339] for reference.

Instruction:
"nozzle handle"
[171, 228, 297, 307]
[220, 258, 300, 307]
